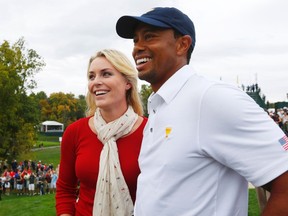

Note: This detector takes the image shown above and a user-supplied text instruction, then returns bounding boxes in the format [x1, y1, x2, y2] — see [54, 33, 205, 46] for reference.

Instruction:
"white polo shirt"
[135, 65, 288, 216]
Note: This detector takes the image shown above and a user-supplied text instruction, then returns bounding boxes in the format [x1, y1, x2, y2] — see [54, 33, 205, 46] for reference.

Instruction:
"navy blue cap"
[116, 7, 196, 49]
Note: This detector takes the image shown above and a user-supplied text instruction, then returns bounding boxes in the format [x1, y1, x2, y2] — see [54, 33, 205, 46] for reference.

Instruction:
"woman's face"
[88, 57, 131, 110]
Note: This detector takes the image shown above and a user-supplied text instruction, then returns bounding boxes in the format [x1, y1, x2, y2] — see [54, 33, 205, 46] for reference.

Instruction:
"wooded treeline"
[0, 38, 152, 161]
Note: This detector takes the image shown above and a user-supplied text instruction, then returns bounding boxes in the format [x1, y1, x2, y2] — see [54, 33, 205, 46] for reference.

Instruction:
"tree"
[35, 92, 86, 129]
[0, 38, 45, 161]
[76, 95, 87, 119]
[29, 91, 48, 122]
[45, 92, 78, 127]
[139, 84, 153, 117]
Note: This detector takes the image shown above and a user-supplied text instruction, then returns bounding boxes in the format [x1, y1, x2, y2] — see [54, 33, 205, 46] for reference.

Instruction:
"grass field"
[248, 189, 260, 215]
[35, 133, 61, 148]
[32, 147, 61, 168]
[0, 138, 261, 215]
[0, 188, 261, 216]
[1, 141, 60, 216]
[0, 193, 56, 216]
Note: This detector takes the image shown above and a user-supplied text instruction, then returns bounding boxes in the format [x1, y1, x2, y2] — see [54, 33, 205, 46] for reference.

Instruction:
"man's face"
[132, 23, 181, 92]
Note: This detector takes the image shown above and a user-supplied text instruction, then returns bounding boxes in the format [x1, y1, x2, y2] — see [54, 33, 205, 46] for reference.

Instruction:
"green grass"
[35, 134, 61, 148]
[0, 144, 60, 216]
[248, 188, 260, 215]
[32, 147, 61, 167]
[37, 133, 62, 142]
[0, 189, 260, 216]
[35, 140, 60, 147]
[0, 193, 56, 216]
[34, 133, 62, 149]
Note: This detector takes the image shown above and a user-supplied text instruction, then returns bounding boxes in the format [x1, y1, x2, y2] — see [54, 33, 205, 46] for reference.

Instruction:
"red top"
[56, 116, 147, 216]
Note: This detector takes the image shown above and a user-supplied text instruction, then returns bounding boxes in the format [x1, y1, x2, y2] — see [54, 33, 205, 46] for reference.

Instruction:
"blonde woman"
[56, 49, 147, 216]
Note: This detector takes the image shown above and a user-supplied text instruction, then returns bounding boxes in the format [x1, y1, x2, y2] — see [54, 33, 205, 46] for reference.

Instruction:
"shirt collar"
[153, 65, 195, 104]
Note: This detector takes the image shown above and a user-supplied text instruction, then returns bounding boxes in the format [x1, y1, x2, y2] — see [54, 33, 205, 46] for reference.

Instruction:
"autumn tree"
[0, 38, 45, 161]
[42, 92, 78, 127]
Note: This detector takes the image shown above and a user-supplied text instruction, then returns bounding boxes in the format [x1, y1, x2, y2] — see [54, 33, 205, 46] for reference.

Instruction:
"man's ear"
[177, 35, 192, 55]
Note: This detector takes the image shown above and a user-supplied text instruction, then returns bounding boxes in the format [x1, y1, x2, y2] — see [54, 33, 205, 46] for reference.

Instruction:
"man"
[116, 7, 288, 216]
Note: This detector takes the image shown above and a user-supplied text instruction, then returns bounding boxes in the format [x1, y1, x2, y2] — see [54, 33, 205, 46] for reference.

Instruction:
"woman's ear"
[126, 82, 132, 90]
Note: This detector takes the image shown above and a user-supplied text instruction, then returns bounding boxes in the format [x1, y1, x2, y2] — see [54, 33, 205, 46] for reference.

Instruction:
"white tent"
[40, 121, 64, 133]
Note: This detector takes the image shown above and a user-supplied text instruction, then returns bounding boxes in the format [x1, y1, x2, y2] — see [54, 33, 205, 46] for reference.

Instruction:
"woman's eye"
[103, 72, 112, 77]
[88, 74, 95, 80]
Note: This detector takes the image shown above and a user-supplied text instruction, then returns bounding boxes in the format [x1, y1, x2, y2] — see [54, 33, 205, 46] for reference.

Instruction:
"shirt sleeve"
[199, 83, 288, 187]
[56, 123, 79, 216]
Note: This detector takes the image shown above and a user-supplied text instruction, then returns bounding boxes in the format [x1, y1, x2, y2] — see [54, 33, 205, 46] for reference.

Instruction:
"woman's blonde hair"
[85, 49, 143, 116]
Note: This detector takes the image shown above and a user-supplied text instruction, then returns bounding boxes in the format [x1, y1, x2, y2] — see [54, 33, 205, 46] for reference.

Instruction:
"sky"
[1, 0, 287, 103]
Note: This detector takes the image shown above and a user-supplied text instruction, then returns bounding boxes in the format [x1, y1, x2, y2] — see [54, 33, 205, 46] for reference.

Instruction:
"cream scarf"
[92, 106, 138, 216]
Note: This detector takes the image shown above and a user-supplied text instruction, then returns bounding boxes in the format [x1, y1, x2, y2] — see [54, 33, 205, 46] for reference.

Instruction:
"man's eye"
[133, 37, 138, 44]
[144, 34, 154, 40]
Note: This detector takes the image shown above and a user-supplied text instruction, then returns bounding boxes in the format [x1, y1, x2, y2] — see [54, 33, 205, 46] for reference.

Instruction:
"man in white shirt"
[116, 7, 288, 216]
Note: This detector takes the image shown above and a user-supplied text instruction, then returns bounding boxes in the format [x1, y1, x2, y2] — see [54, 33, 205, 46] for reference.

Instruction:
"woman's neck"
[99, 105, 129, 123]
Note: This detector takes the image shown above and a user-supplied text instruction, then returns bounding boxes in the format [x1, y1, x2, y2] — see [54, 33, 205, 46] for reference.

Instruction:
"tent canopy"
[40, 121, 64, 132]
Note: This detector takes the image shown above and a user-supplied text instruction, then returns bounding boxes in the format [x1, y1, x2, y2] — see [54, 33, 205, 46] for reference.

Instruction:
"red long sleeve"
[56, 117, 147, 216]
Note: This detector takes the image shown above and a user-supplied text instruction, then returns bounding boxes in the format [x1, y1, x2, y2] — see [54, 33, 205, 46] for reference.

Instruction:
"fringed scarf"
[92, 106, 138, 216]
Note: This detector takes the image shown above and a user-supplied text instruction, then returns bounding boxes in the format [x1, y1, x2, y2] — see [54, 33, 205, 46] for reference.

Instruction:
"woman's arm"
[56, 124, 79, 216]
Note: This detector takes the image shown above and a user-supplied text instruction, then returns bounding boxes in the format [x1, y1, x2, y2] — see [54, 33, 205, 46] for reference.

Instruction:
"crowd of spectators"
[0, 159, 59, 200]
[269, 107, 288, 135]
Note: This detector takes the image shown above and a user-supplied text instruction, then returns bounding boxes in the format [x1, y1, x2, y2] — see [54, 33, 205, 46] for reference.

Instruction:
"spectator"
[272, 112, 282, 126]
[22, 168, 29, 195]
[50, 170, 58, 194]
[15, 170, 23, 196]
[11, 160, 17, 172]
[282, 109, 288, 135]
[0, 177, 3, 200]
[9, 169, 15, 192]
[4, 171, 11, 195]
[45, 170, 52, 194]
[37, 172, 45, 196]
[28, 172, 36, 196]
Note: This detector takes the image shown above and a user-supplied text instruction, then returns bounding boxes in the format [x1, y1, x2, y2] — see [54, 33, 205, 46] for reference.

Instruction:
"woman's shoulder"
[142, 116, 148, 122]
[130, 116, 147, 135]
[61, 117, 93, 146]
[64, 117, 91, 133]
[141, 116, 148, 127]
[140, 116, 148, 127]
[68, 117, 90, 127]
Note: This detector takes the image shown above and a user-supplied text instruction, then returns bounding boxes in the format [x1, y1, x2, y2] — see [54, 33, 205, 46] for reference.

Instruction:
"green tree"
[140, 84, 153, 117]
[76, 95, 87, 119]
[0, 38, 45, 161]
[29, 91, 48, 123]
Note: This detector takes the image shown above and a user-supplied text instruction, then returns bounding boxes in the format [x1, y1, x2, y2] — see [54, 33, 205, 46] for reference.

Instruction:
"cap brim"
[116, 15, 171, 39]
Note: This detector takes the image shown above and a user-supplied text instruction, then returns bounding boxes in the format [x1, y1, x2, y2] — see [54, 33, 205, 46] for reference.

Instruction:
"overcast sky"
[1, 0, 287, 102]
